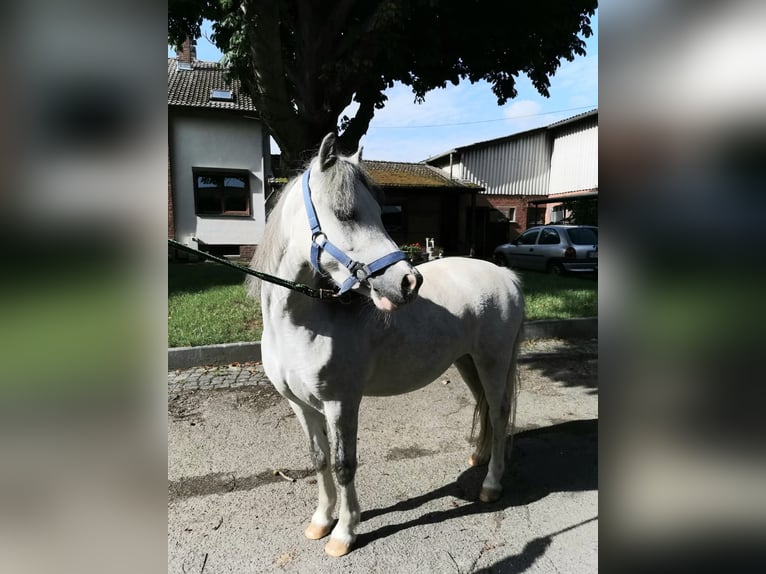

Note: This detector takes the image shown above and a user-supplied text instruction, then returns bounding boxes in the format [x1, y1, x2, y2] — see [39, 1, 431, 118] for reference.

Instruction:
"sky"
[168, 10, 597, 163]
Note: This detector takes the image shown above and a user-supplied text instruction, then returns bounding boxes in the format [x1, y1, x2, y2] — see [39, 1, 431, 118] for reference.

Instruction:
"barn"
[425, 109, 598, 257]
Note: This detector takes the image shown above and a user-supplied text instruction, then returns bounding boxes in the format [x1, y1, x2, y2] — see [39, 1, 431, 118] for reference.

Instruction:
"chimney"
[175, 38, 196, 65]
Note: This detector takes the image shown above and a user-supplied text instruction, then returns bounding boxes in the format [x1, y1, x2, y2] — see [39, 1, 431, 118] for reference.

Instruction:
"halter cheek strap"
[302, 170, 408, 295]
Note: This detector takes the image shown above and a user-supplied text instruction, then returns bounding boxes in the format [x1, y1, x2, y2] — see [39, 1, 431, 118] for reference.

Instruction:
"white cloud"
[503, 99, 542, 119]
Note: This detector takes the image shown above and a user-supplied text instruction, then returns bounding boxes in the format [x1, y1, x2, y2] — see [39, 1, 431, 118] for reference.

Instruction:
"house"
[424, 109, 598, 256]
[263, 159, 482, 257]
[363, 161, 482, 255]
[166, 41, 478, 260]
[168, 40, 270, 260]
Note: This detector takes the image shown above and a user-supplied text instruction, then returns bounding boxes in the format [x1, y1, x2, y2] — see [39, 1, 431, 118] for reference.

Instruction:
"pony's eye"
[336, 209, 356, 222]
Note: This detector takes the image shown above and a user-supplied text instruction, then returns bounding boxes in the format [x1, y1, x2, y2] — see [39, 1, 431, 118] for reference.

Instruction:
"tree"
[169, 0, 596, 172]
[564, 198, 598, 226]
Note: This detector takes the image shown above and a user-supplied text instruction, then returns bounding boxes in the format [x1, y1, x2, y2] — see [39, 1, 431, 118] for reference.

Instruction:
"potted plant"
[400, 242, 426, 264]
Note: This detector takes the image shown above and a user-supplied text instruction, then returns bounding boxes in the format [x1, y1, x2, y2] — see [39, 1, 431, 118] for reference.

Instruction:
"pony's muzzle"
[369, 264, 422, 311]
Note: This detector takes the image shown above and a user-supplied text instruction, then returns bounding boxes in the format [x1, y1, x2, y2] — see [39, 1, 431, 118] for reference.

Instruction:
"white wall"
[548, 119, 598, 194]
[170, 113, 267, 246]
[461, 131, 552, 196]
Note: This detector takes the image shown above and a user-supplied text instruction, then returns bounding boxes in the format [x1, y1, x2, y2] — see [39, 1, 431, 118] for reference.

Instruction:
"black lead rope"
[168, 239, 343, 301]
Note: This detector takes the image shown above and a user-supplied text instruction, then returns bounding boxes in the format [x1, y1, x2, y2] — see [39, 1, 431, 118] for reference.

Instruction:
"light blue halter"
[302, 170, 408, 295]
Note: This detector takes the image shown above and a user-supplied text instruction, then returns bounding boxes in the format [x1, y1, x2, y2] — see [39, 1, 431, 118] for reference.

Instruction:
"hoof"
[324, 538, 352, 557]
[479, 487, 502, 503]
[468, 453, 489, 467]
[304, 522, 333, 540]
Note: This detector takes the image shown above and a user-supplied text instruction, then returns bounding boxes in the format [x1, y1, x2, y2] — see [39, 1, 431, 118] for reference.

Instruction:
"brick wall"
[175, 38, 196, 63]
[239, 245, 256, 261]
[481, 194, 543, 236]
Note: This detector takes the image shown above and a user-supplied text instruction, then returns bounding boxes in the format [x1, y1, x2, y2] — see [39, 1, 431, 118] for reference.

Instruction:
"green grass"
[168, 263, 262, 347]
[167, 262, 597, 347]
[517, 270, 598, 320]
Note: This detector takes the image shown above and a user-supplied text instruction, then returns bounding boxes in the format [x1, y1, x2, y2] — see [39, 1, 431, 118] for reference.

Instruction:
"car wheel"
[548, 262, 564, 276]
[493, 253, 508, 267]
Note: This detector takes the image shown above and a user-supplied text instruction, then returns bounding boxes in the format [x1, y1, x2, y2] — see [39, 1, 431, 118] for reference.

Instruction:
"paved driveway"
[168, 341, 597, 573]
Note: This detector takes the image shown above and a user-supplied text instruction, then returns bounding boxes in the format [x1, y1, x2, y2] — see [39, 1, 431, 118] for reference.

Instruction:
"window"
[518, 229, 540, 245]
[550, 205, 566, 223]
[527, 206, 545, 226]
[508, 207, 516, 223]
[566, 227, 598, 245]
[205, 244, 240, 257]
[193, 170, 251, 216]
[210, 89, 234, 102]
[539, 228, 561, 245]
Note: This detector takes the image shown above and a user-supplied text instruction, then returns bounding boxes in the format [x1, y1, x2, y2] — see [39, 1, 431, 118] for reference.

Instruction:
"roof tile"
[168, 58, 257, 113]
[363, 160, 481, 190]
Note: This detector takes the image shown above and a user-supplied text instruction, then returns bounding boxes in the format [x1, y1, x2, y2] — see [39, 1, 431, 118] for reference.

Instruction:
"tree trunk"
[235, 1, 381, 174]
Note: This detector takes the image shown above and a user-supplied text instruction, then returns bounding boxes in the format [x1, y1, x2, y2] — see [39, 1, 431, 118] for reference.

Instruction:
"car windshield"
[566, 227, 598, 245]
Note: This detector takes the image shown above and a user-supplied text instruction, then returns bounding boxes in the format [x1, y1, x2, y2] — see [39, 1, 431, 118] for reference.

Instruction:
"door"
[537, 227, 563, 270]
[511, 228, 541, 269]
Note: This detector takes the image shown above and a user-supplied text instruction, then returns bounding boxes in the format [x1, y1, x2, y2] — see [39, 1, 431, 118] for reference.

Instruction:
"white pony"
[250, 133, 524, 557]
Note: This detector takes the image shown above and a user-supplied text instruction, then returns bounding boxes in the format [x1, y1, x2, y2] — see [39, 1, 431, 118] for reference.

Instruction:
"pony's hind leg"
[322, 399, 361, 557]
[455, 355, 491, 467]
[469, 342, 520, 503]
[287, 400, 337, 540]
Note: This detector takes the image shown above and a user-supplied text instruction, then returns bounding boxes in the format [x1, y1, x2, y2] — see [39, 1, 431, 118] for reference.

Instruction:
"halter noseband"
[302, 169, 408, 295]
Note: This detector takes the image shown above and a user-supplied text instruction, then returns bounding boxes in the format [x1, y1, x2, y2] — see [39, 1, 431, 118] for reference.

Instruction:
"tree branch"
[337, 86, 382, 154]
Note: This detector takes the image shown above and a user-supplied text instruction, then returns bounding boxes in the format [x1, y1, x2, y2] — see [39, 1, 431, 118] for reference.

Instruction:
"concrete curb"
[521, 317, 597, 341]
[169, 341, 262, 370]
[168, 317, 597, 370]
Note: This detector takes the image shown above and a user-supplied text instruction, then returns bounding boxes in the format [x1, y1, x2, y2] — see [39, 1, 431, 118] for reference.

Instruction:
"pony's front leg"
[287, 400, 337, 540]
[323, 399, 361, 557]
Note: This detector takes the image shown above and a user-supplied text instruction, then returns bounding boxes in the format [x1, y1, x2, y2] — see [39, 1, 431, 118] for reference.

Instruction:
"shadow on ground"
[521, 356, 598, 394]
[356, 418, 597, 553]
[473, 515, 598, 574]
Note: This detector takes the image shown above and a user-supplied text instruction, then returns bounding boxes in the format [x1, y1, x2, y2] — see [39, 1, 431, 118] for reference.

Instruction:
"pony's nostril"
[401, 273, 420, 299]
[413, 269, 423, 292]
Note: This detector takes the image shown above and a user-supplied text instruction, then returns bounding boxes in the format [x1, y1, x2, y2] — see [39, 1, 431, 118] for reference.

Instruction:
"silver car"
[493, 225, 598, 274]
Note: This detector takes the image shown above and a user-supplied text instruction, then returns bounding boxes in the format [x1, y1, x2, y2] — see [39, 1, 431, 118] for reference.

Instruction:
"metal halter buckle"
[311, 231, 327, 247]
[349, 261, 371, 282]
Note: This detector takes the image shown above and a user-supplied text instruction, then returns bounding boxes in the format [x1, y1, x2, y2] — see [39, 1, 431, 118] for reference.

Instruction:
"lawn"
[168, 262, 597, 347]
[169, 262, 263, 348]
[516, 269, 598, 320]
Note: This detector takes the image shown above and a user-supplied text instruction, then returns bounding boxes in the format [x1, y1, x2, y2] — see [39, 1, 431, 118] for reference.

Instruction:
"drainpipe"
[449, 152, 454, 180]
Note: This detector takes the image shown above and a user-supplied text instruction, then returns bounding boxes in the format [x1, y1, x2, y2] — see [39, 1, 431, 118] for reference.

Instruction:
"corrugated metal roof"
[363, 160, 482, 190]
[424, 108, 598, 163]
[459, 131, 552, 196]
[422, 124, 548, 164]
[167, 58, 258, 113]
[545, 108, 598, 129]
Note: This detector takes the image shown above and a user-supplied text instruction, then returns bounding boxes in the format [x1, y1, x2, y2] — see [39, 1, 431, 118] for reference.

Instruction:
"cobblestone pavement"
[167, 361, 270, 392]
[167, 338, 597, 392]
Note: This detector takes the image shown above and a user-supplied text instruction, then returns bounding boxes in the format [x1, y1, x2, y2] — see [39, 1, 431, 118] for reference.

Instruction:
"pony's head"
[305, 133, 422, 311]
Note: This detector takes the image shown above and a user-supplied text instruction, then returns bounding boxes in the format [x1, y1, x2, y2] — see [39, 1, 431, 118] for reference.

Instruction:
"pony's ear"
[349, 146, 363, 165]
[318, 133, 338, 171]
